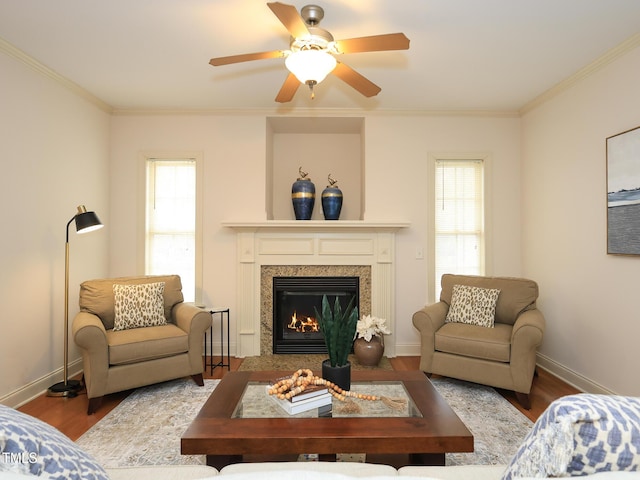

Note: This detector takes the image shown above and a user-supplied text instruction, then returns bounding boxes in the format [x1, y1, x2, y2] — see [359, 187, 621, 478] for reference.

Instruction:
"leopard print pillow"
[445, 284, 500, 328]
[112, 282, 166, 331]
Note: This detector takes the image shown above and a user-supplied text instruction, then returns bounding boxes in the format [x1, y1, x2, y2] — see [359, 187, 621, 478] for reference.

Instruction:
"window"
[428, 154, 490, 301]
[143, 155, 202, 302]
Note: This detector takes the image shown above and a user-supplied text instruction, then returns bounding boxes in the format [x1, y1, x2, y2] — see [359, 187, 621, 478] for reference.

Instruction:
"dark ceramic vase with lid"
[291, 167, 315, 220]
[321, 173, 343, 220]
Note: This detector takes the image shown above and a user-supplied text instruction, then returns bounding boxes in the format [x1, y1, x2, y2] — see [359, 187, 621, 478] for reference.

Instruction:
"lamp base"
[47, 379, 82, 398]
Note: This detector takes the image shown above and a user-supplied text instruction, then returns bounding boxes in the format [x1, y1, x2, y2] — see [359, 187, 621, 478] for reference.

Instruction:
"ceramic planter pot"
[321, 359, 351, 391]
[353, 336, 384, 366]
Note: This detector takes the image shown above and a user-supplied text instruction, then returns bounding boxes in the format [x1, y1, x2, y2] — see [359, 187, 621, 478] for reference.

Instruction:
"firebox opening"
[273, 276, 359, 354]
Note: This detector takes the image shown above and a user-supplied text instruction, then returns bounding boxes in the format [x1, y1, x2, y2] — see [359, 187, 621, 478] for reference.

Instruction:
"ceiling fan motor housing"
[290, 26, 334, 52]
[301, 5, 324, 25]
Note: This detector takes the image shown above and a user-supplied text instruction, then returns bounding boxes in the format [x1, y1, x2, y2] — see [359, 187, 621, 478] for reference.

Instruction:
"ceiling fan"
[209, 2, 410, 103]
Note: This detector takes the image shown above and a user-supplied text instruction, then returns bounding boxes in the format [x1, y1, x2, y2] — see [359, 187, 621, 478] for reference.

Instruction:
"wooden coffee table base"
[182, 370, 472, 468]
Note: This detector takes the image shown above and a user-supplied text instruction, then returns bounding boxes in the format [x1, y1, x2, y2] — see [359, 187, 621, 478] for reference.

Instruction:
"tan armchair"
[412, 274, 545, 408]
[72, 274, 211, 414]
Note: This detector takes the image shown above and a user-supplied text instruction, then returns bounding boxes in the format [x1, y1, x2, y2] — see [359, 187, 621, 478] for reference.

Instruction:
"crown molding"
[111, 107, 520, 118]
[520, 32, 640, 115]
[0, 36, 113, 114]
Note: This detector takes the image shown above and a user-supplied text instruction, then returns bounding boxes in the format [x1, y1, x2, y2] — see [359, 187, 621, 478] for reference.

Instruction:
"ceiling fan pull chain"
[307, 80, 317, 100]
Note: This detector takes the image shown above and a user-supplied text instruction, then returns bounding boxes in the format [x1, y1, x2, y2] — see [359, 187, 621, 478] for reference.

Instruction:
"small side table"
[204, 307, 230, 373]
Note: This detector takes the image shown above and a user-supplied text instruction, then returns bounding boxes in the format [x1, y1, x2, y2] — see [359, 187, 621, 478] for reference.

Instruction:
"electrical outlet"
[416, 247, 424, 260]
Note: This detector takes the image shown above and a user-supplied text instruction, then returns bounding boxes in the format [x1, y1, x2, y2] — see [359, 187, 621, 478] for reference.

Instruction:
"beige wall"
[108, 113, 522, 359]
[4, 34, 639, 406]
[522, 44, 640, 396]
[0, 51, 110, 404]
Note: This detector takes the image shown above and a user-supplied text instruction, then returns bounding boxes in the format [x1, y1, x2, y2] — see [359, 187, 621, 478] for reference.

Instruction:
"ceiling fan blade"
[335, 33, 410, 54]
[275, 73, 300, 103]
[209, 50, 285, 66]
[267, 2, 310, 39]
[332, 62, 381, 98]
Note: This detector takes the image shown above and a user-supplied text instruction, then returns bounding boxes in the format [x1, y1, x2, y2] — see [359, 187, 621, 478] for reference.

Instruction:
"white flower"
[356, 315, 391, 342]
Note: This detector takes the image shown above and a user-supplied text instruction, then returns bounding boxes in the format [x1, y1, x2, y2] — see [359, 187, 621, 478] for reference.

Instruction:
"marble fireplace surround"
[261, 265, 371, 355]
[223, 221, 409, 358]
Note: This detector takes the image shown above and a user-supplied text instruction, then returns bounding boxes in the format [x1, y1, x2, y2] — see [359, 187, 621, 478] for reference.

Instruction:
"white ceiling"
[1, 0, 640, 113]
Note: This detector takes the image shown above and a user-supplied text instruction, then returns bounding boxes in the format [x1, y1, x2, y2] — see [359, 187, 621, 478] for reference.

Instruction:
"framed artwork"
[607, 125, 640, 255]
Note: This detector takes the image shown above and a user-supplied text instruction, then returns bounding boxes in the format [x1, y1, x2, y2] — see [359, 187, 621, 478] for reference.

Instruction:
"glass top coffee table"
[181, 370, 473, 469]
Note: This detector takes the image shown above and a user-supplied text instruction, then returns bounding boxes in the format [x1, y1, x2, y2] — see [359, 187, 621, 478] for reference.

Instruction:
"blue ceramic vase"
[321, 174, 343, 220]
[291, 168, 315, 220]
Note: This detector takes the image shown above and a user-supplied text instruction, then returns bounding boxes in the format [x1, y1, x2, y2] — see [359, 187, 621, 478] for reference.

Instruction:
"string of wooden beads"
[267, 368, 379, 402]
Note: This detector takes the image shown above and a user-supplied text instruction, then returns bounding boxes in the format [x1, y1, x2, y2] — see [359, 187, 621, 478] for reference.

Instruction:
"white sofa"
[1, 464, 638, 480]
[101, 464, 640, 480]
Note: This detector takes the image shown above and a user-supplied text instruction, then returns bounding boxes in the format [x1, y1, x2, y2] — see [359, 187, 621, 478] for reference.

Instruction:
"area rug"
[75, 376, 532, 468]
[238, 354, 393, 372]
[76, 379, 219, 467]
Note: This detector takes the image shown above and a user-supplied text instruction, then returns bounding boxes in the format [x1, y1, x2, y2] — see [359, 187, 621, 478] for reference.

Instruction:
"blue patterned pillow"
[502, 394, 640, 479]
[0, 405, 109, 479]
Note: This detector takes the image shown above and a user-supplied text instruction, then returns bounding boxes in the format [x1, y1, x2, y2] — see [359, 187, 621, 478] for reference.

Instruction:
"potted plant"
[353, 314, 391, 366]
[315, 294, 358, 391]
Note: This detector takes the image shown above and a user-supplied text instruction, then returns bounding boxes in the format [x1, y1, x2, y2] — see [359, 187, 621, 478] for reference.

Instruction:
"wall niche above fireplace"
[266, 117, 364, 221]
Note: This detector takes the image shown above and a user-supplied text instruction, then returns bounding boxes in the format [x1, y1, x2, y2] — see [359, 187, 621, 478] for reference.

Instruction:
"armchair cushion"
[445, 284, 500, 328]
[113, 282, 166, 331]
[441, 274, 538, 325]
[80, 275, 183, 330]
[106, 324, 189, 365]
[435, 322, 512, 363]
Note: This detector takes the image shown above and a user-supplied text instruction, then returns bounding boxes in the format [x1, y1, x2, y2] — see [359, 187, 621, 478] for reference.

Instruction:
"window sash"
[145, 159, 196, 301]
[434, 159, 485, 299]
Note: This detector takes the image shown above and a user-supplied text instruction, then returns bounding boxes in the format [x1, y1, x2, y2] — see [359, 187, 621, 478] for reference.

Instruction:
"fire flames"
[287, 311, 320, 333]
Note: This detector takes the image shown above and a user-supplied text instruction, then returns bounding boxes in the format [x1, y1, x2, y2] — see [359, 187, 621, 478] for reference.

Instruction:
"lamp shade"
[285, 50, 337, 85]
[74, 205, 103, 234]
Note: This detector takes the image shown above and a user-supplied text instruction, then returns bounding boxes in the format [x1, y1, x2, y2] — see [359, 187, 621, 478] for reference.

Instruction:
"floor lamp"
[47, 205, 104, 397]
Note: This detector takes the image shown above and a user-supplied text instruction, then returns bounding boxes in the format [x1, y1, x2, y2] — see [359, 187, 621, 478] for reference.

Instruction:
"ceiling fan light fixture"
[285, 49, 337, 85]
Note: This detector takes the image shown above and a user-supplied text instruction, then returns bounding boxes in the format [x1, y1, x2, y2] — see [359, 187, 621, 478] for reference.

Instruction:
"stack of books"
[267, 383, 332, 415]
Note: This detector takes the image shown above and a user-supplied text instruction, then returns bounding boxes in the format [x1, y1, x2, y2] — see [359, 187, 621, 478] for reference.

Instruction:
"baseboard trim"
[393, 344, 614, 394]
[393, 343, 422, 356]
[536, 352, 615, 395]
[0, 359, 84, 408]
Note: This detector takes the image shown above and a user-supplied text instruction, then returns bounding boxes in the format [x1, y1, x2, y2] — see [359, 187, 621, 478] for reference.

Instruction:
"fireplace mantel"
[224, 220, 409, 358]
[222, 220, 410, 232]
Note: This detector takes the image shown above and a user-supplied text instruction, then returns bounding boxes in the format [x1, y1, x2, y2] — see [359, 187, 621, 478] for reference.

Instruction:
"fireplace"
[273, 276, 359, 354]
[227, 222, 406, 357]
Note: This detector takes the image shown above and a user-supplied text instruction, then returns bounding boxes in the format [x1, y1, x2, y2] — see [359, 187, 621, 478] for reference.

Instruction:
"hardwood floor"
[18, 356, 579, 441]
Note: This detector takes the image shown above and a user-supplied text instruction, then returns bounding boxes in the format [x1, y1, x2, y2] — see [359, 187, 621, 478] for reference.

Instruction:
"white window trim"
[138, 151, 204, 304]
[426, 151, 493, 304]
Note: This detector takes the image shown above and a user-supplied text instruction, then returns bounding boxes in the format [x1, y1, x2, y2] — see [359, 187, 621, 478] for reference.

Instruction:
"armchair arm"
[72, 311, 109, 398]
[412, 301, 449, 372]
[510, 308, 546, 393]
[172, 303, 212, 336]
[73, 311, 108, 352]
[172, 303, 212, 373]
